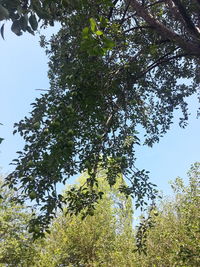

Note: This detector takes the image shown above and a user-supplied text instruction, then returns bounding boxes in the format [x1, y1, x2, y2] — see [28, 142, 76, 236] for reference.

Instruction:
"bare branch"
[124, 25, 153, 33]
[120, 0, 131, 25]
[35, 89, 50, 91]
[108, 0, 119, 20]
[136, 51, 189, 79]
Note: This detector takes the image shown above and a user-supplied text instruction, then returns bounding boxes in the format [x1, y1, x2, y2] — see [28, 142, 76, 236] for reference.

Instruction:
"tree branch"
[136, 52, 189, 79]
[120, 0, 131, 25]
[124, 25, 153, 33]
[128, 0, 200, 56]
[108, 0, 119, 20]
[172, 0, 200, 36]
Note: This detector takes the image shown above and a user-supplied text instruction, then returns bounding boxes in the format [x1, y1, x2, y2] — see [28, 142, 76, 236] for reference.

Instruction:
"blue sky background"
[0, 24, 200, 196]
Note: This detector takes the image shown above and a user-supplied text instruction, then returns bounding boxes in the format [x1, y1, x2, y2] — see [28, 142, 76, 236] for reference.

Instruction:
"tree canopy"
[1, 164, 199, 266]
[0, 0, 60, 38]
[33, 170, 135, 266]
[0, 177, 35, 266]
[136, 162, 200, 266]
[3, 0, 200, 233]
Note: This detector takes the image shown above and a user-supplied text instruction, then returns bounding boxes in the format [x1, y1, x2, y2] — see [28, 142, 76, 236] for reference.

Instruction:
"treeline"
[0, 163, 199, 267]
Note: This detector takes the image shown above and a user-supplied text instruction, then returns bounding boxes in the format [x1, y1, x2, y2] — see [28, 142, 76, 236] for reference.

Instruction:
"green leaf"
[89, 18, 96, 33]
[0, 138, 4, 144]
[103, 38, 115, 49]
[19, 15, 28, 32]
[0, 4, 9, 21]
[29, 14, 38, 31]
[0, 23, 5, 40]
[82, 26, 89, 39]
[95, 30, 103, 36]
[26, 26, 34, 35]
[11, 20, 22, 36]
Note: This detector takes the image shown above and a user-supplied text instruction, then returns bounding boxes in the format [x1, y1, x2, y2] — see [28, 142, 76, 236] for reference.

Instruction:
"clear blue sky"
[0, 25, 200, 196]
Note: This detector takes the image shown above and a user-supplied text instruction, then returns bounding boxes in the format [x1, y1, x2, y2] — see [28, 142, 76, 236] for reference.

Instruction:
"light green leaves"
[89, 17, 96, 33]
[81, 17, 115, 56]
[82, 26, 89, 38]
[89, 17, 103, 35]
[96, 30, 103, 36]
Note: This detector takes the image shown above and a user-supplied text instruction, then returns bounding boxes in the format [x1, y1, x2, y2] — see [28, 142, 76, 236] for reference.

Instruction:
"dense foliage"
[0, 177, 35, 266]
[0, 164, 199, 266]
[33, 171, 135, 266]
[3, 0, 200, 231]
[136, 162, 200, 266]
[0, 0, 61, 38]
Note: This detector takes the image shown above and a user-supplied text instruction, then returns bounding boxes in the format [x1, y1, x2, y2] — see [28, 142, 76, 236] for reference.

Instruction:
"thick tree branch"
[172, 0, 200, 36]
[128, 0, 200, 56]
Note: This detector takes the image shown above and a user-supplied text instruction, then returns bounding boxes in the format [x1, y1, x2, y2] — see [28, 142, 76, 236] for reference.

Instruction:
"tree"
[4, 0, 200, 231]
[0, 176, 36, 266]
[33, 170, 135, 266]
[136, 162, 200, 266]
[2, 1, 200, 56]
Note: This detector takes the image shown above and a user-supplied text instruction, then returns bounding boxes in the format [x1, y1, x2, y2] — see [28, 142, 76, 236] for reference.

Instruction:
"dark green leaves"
[0, 4, 9, 21]
[19, 15, 28, 31]
[11, 20, 22, 36]
[0, 0, 60, 37]
[0, 24, 5, 39]
[5, 0, 200, 233]
[10, 13, 38, 36]
[29, 14, 38, 31]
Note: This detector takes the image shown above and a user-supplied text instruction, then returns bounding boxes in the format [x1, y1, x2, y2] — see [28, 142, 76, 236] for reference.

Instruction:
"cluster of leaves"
[4, 0, 200, 232]
[136, 162, 200, 266]
[0, 0, 64, 38]
[0, 170, 136, 266]
[81, 16, 116, 56]
[33, 171, 135, 267]
[134, 205, 158, 255]
[1, 164, 199, 266]
[0, 177, 36, 266]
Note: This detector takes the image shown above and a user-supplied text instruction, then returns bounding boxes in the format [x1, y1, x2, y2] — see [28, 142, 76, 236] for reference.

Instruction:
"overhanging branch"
[172, 0, 200, 37]
[128, 0, 200, 57]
